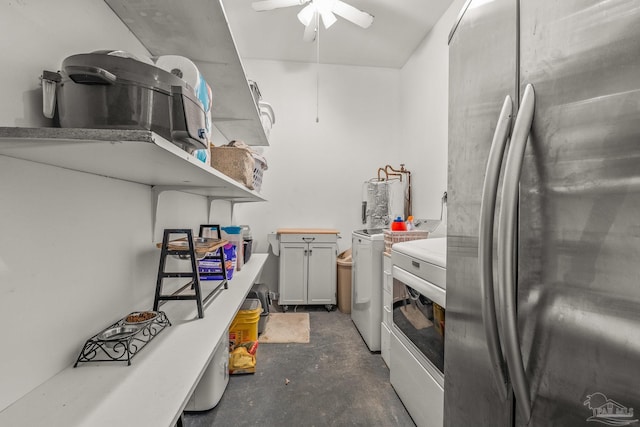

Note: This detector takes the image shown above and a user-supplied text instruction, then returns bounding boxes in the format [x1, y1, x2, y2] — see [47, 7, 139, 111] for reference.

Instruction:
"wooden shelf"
[0, 127, 266, 203]
[0, 254, 268, 427]
[104, 0, 270, 146]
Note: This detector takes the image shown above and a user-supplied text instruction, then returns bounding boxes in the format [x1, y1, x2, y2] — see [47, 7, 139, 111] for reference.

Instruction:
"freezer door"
[445, 0, 517, 425]
[518, 1, 640, 425]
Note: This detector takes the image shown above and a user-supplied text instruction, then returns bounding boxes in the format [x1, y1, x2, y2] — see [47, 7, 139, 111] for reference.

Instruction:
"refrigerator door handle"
[478, 95, 513, 401]
[498, 83, 536, 421]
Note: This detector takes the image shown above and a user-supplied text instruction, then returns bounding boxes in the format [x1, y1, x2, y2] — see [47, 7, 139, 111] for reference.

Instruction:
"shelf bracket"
[152, 185, 215, 240]
[153, 187, 260, 240]
[206, 197, 239, 224]
[151, 186, 166, 241]
[206, 196, 226, 223]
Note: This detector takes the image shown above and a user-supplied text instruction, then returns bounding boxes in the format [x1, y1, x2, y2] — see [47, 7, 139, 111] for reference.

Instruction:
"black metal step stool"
[153, 228, 228, 318]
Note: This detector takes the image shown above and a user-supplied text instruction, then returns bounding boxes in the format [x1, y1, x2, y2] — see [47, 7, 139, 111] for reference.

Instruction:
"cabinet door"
[307, 243, 336, 304]
[278, 243, 307, 305]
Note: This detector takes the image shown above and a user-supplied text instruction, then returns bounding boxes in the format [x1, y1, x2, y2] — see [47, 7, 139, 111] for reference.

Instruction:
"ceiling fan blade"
[297, 3, 315, 26]
[320, 9, 337, 29]
[332, 0, 374, 28]
[252, 0, 308, 12]
[302, 11, 317, 42]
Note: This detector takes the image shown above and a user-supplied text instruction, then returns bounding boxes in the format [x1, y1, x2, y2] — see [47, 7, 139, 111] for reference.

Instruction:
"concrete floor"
[184, 307, 415, 426]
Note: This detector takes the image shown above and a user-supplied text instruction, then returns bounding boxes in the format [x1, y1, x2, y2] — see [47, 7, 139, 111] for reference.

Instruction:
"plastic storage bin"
[337, 249, 353, 314]
[229, 298, 262, 348]
[247, 283, 270, 334]
[240, 224, 253, 264]
[252, 155, 267, 192]
[222, 226, 244, 272]
[383, 229, 429, 255]
[184, 328, 229, 411]
[198, 243, 236, 280]
[243, 238, 253, 264]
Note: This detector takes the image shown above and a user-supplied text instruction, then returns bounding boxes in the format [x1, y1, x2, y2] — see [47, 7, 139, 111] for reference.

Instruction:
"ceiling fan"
[251, 0, 374, 42]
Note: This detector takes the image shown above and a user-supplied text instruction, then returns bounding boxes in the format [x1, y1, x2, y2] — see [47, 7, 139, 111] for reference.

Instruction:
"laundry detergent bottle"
[391, 216, 407, 231]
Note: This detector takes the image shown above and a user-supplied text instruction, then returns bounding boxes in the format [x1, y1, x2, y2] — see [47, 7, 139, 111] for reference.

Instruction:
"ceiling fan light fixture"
[252, 0, 373, 41]
[298, 0, 336, 29]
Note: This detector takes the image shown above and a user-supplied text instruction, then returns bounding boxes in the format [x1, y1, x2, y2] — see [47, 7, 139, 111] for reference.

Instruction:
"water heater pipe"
[377, 164, 412, 219]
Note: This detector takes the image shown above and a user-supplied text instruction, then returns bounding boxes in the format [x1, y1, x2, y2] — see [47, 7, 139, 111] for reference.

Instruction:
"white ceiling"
[221, 0, 453, 68]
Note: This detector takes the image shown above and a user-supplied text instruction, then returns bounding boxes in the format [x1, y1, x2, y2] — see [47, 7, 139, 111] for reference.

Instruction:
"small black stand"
[74, 311, 171, 367]
[153, 228, 228, 318]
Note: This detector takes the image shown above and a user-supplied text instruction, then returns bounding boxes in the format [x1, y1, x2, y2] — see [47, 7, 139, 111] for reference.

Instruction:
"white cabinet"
[381, 253, 392, 366]
[277, 231, 338, 310]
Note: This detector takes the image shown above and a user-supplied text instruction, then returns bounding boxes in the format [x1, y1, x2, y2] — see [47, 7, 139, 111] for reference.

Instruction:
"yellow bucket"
[229, 298, 262, 347]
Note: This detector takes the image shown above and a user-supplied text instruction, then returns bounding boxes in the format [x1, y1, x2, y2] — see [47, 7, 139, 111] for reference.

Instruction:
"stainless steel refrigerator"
[445, 0, 640, 426]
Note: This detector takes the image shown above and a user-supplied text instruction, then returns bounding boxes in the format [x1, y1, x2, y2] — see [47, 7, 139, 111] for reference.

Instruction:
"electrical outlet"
[269, 291, 278, 300]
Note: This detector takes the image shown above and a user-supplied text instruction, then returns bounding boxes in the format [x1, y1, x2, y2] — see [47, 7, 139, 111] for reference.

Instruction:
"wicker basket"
[210, 145, 256, 189]
[383, 229, 429, 255]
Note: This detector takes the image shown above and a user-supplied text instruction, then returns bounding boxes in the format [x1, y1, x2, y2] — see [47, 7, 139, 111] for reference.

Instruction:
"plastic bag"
[229, 341, 258, 374]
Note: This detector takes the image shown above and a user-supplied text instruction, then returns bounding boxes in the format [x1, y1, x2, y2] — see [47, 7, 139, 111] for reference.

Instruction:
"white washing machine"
[351, 229, 385, 352]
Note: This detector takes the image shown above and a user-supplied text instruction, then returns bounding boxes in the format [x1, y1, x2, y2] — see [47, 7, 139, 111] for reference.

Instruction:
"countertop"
[276, 228, 340, 234]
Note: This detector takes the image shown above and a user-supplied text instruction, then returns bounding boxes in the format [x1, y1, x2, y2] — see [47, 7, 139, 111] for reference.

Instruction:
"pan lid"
[61, 51, 193, 95]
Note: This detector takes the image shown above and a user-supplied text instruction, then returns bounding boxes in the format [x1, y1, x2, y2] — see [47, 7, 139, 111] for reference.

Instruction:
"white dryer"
[351, 229, 385, 352]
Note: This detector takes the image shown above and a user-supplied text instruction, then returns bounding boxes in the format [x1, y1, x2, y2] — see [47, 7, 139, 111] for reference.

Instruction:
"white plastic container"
[184, 328, 229, 411]
[222, 226, 244, 272]
[155, 55, 213, 144]
[258, 101, 275, 139]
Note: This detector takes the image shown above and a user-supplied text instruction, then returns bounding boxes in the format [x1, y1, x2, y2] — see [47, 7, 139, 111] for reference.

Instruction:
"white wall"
[233, 59, 401, 291]
[236, 60, 400, 252]
[399, 0, 467, 220]
[0, 0, 151, 128]
[0, 0, 211, 411]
